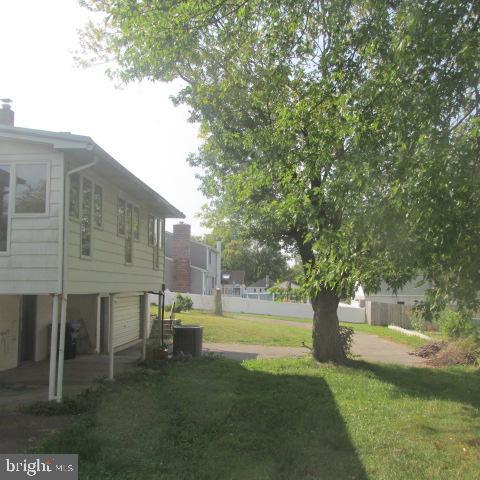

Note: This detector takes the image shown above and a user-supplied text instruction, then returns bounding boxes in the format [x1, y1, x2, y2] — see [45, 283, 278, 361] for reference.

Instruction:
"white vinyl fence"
[164, 291, 366, 324]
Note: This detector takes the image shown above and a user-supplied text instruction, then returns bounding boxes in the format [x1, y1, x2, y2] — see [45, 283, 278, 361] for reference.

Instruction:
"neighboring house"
[246, 276, 271, 294]
[164, 223, 221, 295]
[0, 101, 183, 401]
[221, 270, 246, 297]
[355, 277, 428, 306]
[245, 276, 274, 300]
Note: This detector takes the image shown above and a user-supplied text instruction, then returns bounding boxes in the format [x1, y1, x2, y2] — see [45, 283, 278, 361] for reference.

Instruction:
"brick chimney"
[173, 222, 191, 293]
[0, 99, 14, 126]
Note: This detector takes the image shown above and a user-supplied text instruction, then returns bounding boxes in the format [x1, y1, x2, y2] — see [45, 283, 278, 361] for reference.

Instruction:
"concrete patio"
[0, 346, 142, 409]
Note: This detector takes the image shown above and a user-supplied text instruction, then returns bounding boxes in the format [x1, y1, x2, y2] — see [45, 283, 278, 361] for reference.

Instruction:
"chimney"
[173, 222, 191, 293]
[0, 99, 14, 126]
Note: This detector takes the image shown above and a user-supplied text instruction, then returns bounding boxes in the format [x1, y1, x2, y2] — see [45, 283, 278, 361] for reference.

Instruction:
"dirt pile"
[412, 339, 479, 367]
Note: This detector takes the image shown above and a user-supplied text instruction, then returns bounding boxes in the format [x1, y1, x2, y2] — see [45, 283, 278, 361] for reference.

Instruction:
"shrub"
[410, 309, 427, 332]
[167, 294, 193, 313]
[338, 326, 354, 358]
[438, 309, 476, 339]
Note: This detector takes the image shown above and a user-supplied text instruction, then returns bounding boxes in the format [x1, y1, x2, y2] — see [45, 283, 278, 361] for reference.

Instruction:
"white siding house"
[0, 102, 183, 401]
[355, 278, 429, 306]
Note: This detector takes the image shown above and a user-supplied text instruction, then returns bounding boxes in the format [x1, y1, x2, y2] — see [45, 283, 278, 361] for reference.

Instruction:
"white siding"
[0, 141, 62, 294]
[65, 169, 165, 294]
[113, 295, 141, 348]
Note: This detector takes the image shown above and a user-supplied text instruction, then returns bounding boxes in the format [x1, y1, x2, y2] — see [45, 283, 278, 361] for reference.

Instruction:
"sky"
[0, 0, 207, 235]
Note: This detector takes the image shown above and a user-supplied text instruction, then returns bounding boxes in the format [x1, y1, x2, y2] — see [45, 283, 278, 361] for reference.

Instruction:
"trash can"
[47, 322, 77, 360]
[173, 325, 203, 357]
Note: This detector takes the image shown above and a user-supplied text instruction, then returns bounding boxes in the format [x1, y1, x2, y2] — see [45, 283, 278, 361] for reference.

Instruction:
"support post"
[56, 294, 68, 403]
[159, 290, 164, 346]
[95, 294, 101, 353]
[141, 293, 149, 361]
[161, 284, 166, 327]
[108, 295, 115, 380]
[48, 294, 59, 401]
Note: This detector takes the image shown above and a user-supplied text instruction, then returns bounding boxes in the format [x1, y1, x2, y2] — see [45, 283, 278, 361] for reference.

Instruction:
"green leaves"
[80, 0, 480, 308]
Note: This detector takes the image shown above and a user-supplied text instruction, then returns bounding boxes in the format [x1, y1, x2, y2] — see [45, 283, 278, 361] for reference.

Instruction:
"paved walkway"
[204, 342, 308, 361]
[204, 317, 424, 367]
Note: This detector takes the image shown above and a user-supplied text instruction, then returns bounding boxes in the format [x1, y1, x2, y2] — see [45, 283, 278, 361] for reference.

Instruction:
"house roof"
[248, 277, 270, 288]
[221, 270, 245, 285]
[0, 124, 184, 219]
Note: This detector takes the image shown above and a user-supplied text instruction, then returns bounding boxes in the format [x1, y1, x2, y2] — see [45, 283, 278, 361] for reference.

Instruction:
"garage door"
[113, 295, 141, 348]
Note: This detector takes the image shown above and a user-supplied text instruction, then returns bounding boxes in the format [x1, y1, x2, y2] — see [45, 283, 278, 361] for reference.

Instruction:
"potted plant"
[146, 340, 169, 361]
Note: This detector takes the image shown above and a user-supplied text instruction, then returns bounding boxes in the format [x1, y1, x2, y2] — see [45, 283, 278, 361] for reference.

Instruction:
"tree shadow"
[39, 357, 369, 480]
[348, 359, 480, 409]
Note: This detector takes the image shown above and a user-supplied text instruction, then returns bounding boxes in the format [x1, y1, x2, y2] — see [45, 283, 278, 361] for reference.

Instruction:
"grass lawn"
[171, 309, 431, 348]
[36, 357, 480, 479]
[177, 310, 311, 347]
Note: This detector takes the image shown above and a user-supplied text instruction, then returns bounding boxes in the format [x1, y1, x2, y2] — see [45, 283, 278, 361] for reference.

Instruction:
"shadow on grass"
[38, 358, 368, 480]
[350, 359, 480, 409]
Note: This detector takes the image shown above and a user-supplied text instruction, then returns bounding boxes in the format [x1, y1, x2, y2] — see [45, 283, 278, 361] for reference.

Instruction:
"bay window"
[0, 165, 10, 252]
[15, 163, 47, 214]
[81, 177, 92, 257]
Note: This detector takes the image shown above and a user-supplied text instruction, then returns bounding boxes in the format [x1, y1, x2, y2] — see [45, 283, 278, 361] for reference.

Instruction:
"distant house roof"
[247, 276, 271, 288]
[221, 270, 245, 285]
[0, 124, 184, 218]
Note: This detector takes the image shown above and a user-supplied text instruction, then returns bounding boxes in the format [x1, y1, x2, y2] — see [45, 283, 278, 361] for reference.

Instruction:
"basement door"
[113, 295, 141, 349]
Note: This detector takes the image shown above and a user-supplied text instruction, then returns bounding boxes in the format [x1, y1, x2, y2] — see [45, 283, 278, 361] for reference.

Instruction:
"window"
[152, 216, 163, 270]
[133, 206, 140, 241]
[158, 218, 163, 249]
[125, 203, 133, 264]
[69, 173, 80, 218]
[153, 218, 159, 269]
[0, 165, 10, 252]
[208, 250, 212, 264]
[148, 215, 155, 246]
[81, 177, 93, 257]
[148, 214, 163, 269]
[117, 198, 126, 235]
[94, 184, 102, 227]
[15, 164, 47, 214]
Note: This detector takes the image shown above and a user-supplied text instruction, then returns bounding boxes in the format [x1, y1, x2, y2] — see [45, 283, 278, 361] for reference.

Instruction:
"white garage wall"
[165, 291, 366, 324]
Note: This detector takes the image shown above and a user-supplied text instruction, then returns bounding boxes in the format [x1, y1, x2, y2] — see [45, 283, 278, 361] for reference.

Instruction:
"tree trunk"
[311, 291, 344, 362]
[214, 288, 223, 316]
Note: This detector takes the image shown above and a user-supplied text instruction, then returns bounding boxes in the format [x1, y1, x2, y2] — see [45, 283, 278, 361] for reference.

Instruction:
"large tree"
[80, 0, 480, 362]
